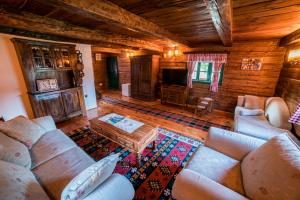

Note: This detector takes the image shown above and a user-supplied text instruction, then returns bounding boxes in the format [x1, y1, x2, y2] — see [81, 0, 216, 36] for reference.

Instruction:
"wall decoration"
[73, 50, 85, 86]
[241, 58, 263, 70]
[36, 79, 59, 92]
[95, 53, 102, 61]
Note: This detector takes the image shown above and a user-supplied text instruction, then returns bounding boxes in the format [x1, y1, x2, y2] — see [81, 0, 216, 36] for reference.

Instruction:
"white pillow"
[0, 116, 45, 149]
[240, 109, 264, 116]
[242, 134, 300, 200]
[61, 153, 120, 200]
[0, 132, 31, 168]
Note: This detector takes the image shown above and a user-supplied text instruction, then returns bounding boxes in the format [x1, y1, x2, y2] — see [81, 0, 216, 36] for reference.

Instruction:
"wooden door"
[106, 56, 119, 89]
[61, 89, 82, 117]
[131, 60, 140, 97]
[138, 60, 151, 97]
[39, 93, 66, 121]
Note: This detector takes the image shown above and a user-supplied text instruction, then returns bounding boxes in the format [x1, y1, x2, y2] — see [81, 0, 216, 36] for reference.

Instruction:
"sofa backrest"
[241, 134, 300, 200]
[265, 97, 292, 130]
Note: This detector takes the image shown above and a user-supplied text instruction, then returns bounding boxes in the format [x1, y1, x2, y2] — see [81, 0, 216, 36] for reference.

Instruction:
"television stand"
[161, 85, 188, 107]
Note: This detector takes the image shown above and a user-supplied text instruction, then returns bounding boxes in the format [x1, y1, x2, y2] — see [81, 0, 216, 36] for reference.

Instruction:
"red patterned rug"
[67, 127, 202, 200]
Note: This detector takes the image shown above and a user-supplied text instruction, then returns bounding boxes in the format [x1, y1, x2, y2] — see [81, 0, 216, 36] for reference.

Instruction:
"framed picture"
[36, 79, 59, 92]
[241, 58, 263, 70]
[95, 53, 101, 61]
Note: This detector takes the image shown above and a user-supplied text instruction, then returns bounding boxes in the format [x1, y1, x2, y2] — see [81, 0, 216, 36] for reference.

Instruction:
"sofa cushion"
[32, 147, 95, 200]
[242, 134, 300, 200]
[265, 97, 292, 130]
[0, 116, 45, 149]
[186, 146, 245, 195]
[239, 108, 264, 116]
[244, 95, 265, 110]
[30, 129, 76, 169]
[0, 132, 31, 168]
[61, 153, 120, 200]
[235, 115, 287, 140]
[0, 160, 50, 200]
[32, 116, 57, 132]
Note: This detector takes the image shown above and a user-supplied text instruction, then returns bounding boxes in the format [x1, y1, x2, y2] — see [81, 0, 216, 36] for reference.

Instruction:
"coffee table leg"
[136, 153, 142, 167]
[152, 140, 156, 150]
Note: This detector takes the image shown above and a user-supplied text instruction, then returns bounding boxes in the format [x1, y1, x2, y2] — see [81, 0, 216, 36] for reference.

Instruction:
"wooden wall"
[91, 52, 108, 98]
[276, 43, 300, 136]
[161, 40, 286, 112]
[92, 51, 131, 94]
[117, 53, 131, 86]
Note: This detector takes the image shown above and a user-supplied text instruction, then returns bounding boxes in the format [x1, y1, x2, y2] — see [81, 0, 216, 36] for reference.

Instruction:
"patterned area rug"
[67, 127, 202, 200]
[101, 96, 230, 131]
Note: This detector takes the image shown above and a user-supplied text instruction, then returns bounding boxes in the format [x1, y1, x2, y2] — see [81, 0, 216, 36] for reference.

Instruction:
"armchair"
[172, 127, 300, 200]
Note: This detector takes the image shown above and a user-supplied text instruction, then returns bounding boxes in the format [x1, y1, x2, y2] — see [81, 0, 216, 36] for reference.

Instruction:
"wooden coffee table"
[90, 112, 158, 166]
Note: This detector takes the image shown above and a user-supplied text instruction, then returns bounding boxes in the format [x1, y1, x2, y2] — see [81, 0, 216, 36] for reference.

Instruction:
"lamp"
[288, 49, 300, 65]
[289, 102, 300, 125]
[174, 46, 179, 56]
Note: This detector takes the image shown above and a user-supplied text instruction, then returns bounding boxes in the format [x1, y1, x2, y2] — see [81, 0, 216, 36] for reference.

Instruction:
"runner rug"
[67, 126, 202, 200]
[101, 96, 230, 131]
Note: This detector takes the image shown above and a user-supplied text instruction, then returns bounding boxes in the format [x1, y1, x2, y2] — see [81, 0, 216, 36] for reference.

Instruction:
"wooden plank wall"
[161, 40, 286, 112]
[117, 53, 131, 86]
[91, 52, 108, 98]
[275, 42, 300, 136]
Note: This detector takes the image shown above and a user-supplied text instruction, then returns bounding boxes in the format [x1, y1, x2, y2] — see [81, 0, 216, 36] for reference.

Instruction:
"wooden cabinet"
[130, 55, 159, 101]
[12, 38, 85, 122]
[29, 88, 84, 122]
[161, 85, 188, 107]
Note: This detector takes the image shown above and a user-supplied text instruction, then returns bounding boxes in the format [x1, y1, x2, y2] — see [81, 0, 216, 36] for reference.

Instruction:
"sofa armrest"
[172, 169, 248, 200]
[32, 116, 57, 132]
[237, 96, 245, 107]
[83, 173, 134, 200]
[205, 127, 265, 161]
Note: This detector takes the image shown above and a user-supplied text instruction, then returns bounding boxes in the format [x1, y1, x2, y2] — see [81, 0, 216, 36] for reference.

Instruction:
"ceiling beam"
[204, 0, 233, 47]
[91, 46, 122, 54]
[0, 9, 163, 52]
[280, 29, 300, 46]
[36, 0, 191, 47]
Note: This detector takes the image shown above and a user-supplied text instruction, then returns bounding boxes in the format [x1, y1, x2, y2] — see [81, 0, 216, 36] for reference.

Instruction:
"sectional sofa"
[0, 116, 134, 200]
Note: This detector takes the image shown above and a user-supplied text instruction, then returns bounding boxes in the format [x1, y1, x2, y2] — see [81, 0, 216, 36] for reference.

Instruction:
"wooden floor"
[57, 90, 233, 141]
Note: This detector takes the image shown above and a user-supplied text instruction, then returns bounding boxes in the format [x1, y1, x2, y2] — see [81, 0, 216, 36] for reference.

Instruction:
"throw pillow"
[244, 95, 266, 110]
[0, 116, 46, 149]
[61, 153, 120, 200]
[241, 134, 300, 200]
[0, 160, 50, 200]
[0, 132, 31, 169]
[240, 108, 264, 116]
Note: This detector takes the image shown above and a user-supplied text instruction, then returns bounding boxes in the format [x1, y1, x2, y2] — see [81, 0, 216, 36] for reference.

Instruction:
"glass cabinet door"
[53, 48, 63, 68]
[61, 49, 71, 68]
[31, 47, 44, 69]
[41, 47, 55, 69]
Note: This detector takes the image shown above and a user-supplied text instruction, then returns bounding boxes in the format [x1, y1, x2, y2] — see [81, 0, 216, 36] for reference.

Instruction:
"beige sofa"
[172, 127, 300, 200]
[234, 95, 293, 140]
[0, 116, 134, 200]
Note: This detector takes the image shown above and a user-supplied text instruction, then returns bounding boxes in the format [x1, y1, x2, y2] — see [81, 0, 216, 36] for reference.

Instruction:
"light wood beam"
[0, 9, 163, 52]
[204, 0, 233, 46]
[36, 0, 190, 47]
[280, 28, 300, 46]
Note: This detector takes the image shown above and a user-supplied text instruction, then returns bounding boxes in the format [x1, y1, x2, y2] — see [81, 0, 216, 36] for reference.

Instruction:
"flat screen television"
[162, 68, 187, 86]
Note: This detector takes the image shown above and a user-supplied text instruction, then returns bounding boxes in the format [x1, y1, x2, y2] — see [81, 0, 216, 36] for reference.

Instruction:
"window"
[192, 62, 224, 84]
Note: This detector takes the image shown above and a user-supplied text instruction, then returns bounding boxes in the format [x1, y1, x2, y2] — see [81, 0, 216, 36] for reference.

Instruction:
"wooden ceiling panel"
[109, 0, 221, 44]
[1, 0, 300, 48]
[233, 0, 300, 40]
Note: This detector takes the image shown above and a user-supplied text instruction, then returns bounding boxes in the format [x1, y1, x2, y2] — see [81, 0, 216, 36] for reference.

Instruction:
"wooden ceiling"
[0, 0, 299, 52]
